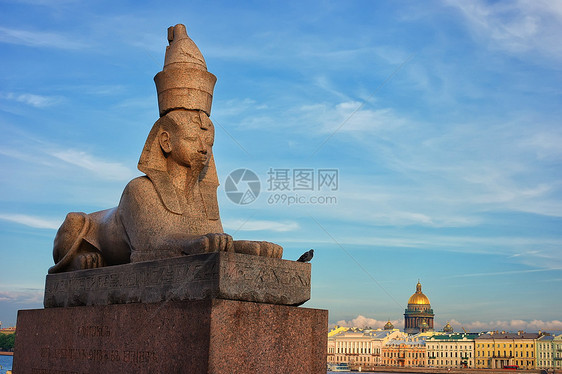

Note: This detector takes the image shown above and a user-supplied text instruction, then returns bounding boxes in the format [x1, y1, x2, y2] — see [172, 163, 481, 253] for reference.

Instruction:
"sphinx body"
[49, 25, 282, 274]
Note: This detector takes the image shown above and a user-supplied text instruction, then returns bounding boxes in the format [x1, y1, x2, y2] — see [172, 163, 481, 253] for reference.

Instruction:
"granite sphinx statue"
[49, 24, 282, 274]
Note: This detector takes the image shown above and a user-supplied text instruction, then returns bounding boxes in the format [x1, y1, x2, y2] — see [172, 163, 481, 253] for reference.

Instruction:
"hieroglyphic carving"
[44, 252, 310, 308]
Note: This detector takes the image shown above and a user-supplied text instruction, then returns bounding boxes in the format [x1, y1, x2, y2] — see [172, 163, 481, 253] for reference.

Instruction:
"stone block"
[44, 252, 310, 308]
[14, 299, 328, 374]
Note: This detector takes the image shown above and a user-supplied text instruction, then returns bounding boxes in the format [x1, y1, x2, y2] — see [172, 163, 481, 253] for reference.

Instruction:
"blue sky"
[1, 0, 561, 332]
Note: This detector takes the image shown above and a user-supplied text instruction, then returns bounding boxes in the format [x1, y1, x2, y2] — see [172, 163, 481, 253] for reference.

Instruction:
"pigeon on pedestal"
[297, 249, 314, 263]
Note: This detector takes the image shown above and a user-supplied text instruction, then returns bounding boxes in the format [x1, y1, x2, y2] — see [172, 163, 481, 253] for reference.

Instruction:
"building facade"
[426, 333, 478, 368]
[554, 335, 562, 370]
[382, 337, 426, 367]
[537, 335, 554, 369]
[0, 326, 16, 334]
[327, 327, 404, 368]
[404, 281, 434, 334]
[475, 332, 540, 370]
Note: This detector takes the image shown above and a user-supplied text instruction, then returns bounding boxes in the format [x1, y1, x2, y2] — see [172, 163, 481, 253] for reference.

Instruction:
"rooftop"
[427, 333, 480, 341]
[476, 332, 540, 340]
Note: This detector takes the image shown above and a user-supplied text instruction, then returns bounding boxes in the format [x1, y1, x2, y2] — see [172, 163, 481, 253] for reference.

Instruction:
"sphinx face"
[167, 110, 214, 171]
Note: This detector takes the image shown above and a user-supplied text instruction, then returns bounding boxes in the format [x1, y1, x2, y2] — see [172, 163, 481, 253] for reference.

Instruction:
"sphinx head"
[159, 109, 214, 172]
[139, 109, 215, 176]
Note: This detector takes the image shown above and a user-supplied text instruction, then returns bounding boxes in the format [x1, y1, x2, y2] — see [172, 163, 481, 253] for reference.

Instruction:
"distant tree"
[0, 333, 15, 351]
[6, 333, 15, 350]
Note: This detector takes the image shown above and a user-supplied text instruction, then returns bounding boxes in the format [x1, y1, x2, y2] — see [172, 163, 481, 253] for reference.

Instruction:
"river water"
[0, 355, 12, 373]
[0, 360, 404, 374]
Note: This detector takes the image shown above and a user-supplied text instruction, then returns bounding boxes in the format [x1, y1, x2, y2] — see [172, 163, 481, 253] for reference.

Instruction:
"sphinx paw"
[232, 240, 283, 258]
[204, 233, 234, 253]
[77, 252, 105, 269]
[258, 241, 283, 258]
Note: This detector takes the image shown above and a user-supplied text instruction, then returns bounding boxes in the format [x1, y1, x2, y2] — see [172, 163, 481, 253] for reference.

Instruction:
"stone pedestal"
[44, 252, 311, 308]
[15, 253, 327, 373]
[14, 299, 328, 374]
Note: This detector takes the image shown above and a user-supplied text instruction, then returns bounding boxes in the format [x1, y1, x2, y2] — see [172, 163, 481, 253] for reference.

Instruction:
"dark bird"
[297, 249, 314, 262]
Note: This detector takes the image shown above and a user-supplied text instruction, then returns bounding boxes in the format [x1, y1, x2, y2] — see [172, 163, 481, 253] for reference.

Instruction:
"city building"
[537, 334, 554, 369]
[404, 281, 434, 334]
[328, 325, 349, 338]
[554, 334, 562, 370]
[326, 281, 561, 371]
[475, 331, 540, 370]
[0, 326, 16, 334]
[382, 336, 426, 367]
[327, 327, 404, 368]
[426, 333, 479, 368]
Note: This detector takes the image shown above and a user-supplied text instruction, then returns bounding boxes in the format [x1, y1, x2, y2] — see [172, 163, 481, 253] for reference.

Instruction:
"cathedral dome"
[384, 320, 394, 330]
[404, 280, 434, 334]
[407, 281, 431, 305]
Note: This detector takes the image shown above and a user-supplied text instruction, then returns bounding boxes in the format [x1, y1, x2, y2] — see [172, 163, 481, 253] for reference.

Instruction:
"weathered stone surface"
[44, 252, 311, 308]
[14, 299, 328, 374]
[50, 24, 282, 274]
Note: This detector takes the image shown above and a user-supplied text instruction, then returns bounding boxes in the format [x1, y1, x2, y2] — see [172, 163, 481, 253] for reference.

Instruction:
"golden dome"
[407, 281, 431, 305]
[384, 320, 394, 330]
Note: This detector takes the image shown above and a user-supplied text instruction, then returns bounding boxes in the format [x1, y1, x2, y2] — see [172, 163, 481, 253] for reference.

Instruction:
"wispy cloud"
[334, 315, 402, 329]
[302, 101, 409, 135]
[520, 131, 562, 161]
[214, 98, 265, 117]
[0, 26, 87, 50]
[445, 0, 562, 62]
[444, 267, 562, 279]
[223, 99, 410, 136]
[62, 84, 126, 96]
[0, 213, 60, 229]
[1, 92, 62, 108]
[222, 219, 299, 232]
[0, 289, 44, 304]
[276, 229, 562, 255]
[333, 315, 562, 332]
[48, 149, 135, 181]
[0, 125, 136, 185]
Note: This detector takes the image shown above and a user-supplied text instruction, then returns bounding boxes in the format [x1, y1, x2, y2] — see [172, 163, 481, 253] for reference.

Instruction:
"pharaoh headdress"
[138, 24, 220, 220]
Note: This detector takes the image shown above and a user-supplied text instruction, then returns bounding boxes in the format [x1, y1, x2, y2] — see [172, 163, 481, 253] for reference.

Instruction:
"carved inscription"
[40, 347, 121, 361]
[44, 253, 311, 307]
[224, 256, 311, 289]
[39, 347, 158, 363]
[36, 324, 158, 371]
[78, 325, 111, 337]
[46, 260, 218, 295]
